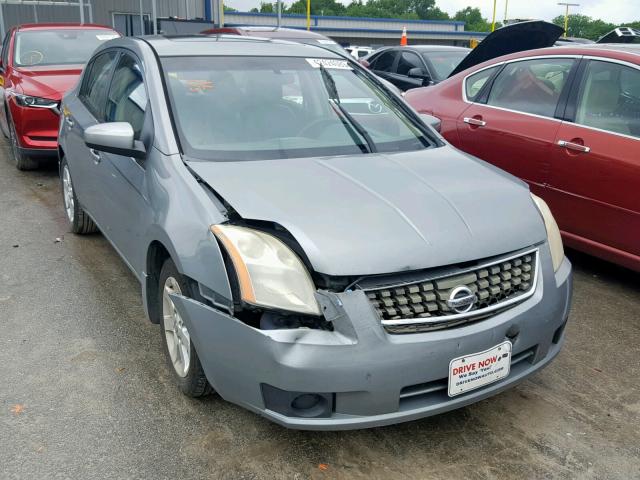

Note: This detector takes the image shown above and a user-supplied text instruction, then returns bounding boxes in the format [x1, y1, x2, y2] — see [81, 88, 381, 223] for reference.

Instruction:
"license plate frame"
[448, 341, 512, 397]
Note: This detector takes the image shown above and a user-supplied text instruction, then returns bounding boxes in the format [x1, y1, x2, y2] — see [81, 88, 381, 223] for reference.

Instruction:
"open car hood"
[188, 149, 545, 277]
[597, 27, 640, 44]
[449, 20, 564, 78]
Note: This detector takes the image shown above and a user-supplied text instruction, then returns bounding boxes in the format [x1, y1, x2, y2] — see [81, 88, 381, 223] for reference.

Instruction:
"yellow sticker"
[0, 77, 4, 87]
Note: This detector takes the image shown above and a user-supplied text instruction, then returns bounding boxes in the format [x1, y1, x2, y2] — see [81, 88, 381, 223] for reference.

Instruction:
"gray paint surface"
[188, 149, 545, 276]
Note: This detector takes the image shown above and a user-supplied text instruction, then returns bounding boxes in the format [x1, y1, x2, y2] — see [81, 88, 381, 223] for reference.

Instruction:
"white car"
[346, 46, 375, 59]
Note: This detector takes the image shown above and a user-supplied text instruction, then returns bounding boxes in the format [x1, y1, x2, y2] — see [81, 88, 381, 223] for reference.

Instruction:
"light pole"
[306, 0, 311, 30]
[491, 0, 497, 32]
[503, 0, 508, 24]
[557, 2, 579, 38]
[277, 0, 281, 28]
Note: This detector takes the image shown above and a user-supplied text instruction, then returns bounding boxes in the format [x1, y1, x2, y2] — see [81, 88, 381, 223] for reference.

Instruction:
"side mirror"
[84, 122, 146, 159]
[419, 113, 441, 132]
[408, 67, 432, 85]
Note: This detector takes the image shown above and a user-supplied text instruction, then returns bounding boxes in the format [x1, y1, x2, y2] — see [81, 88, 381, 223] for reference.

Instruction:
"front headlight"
[531, 194, 565, 272]
[211, 224, 320, 316]
[13, 93, 58, 109]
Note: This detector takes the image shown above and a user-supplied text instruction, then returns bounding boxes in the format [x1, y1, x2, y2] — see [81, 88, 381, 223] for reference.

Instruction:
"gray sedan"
[58, 35, 572, 430]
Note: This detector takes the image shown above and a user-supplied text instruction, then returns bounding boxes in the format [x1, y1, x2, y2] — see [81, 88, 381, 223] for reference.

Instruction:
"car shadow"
[566, 247, 639, 291]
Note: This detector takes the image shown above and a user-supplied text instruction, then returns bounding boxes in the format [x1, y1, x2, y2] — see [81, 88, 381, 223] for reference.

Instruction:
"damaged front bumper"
[170, 248, 572, 430]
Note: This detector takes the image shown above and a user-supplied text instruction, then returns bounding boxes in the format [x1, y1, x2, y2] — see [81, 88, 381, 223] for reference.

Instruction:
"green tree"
[453, 7, 496, 32]
[551, 14, 614, 40]
[344, 0, 417, 19]
[427, 6, 450, 21]
[287, 0, 346, 16]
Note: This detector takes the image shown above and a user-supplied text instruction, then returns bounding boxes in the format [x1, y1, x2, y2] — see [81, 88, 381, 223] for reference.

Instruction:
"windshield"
[162, 56, 434, 161]
[422, 51, 468, 81]
[14, 29, 118, 67]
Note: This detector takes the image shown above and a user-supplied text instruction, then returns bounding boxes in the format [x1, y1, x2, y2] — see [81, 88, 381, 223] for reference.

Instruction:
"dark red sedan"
[405, 44, 640, 272]
[0, 23, 119, 169]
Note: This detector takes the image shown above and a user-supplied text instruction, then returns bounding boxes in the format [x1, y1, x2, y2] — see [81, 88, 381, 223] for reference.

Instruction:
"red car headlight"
[13, 93, 59, 111]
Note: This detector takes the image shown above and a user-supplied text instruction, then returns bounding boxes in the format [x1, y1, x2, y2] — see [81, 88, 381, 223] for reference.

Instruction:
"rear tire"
[9, 120, 38, 171]
[60, 156, 98, 234]
[158, 258, 213, 398]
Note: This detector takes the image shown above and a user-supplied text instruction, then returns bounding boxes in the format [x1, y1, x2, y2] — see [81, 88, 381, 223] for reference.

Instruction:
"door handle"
[557, 140, 590, 153]
[463, 117, 486, 127]
[89, 148, 101, 163]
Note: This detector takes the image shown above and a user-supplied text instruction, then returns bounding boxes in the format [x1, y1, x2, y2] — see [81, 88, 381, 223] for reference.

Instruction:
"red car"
[405, 44, 640, 271]
[0, 23, 119, 169]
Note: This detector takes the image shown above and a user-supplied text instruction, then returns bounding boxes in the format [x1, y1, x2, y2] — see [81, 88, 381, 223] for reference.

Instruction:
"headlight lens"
[211, 224, 320, 316]
[531, 194, 564, 272]
[13, 93, 58, 108]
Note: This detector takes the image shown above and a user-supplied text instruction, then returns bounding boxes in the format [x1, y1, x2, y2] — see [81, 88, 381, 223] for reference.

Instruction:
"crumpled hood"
[188, 147, 546, 276]
[14, 66, 83, 100]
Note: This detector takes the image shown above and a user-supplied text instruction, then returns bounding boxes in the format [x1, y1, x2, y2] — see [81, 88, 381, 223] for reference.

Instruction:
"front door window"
[487, 58, 575, 117]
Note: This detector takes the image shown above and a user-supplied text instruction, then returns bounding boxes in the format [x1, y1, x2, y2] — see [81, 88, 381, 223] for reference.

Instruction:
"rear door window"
[79, 50, 118, 120]
[486, 58, 575, 117]
[574, 60, 640, 138]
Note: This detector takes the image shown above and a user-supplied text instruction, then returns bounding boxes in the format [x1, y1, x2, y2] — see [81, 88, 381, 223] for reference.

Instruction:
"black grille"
[365, 250, 537, 332]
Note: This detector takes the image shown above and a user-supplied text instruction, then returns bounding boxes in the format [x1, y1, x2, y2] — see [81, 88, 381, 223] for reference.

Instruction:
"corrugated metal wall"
[1, 0, 204, 33]
[222, 13, 486, 47]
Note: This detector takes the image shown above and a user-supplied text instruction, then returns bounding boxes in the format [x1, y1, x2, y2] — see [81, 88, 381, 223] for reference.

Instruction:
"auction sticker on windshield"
[448, 341, 512, 397]
[306, 58, 351, 69]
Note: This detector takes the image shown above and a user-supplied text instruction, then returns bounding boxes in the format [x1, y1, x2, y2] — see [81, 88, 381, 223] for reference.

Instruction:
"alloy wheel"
[62, 165, 75, 223]
[162, 277, 191, 377]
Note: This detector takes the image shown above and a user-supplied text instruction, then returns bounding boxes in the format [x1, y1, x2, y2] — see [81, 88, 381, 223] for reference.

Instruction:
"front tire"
[158, 258, 212, 398]
[9, 120, 38, 170]
[60, 156, 98, 234]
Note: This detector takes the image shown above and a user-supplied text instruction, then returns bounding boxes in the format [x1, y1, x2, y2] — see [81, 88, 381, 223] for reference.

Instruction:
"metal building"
[224, 12, 487, 46]
[0, 0, 203, 37]
[0, 1, 486, 47]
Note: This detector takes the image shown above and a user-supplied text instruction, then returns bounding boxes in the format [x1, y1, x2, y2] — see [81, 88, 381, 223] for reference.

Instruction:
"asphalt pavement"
[1, 140, 639, 480]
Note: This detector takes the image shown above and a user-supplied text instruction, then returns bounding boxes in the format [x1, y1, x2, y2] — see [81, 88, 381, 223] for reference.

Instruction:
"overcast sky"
[224, 0, 639, 24]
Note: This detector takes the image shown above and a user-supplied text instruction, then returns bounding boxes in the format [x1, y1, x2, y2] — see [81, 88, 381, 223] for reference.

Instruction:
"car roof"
[205, 26, 330, 40]
[138, 34, 343, 58]
[406, 45, 471, 52]
[449, 43, 640, 80]
[571, 43, 640, 55]
[507, 43, 640, 61]
[376, 45, 470, 53]
[16, 23, 115, 31]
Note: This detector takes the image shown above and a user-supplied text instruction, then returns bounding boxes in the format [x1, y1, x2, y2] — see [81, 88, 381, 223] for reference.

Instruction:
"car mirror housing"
[84, 122, 146, 159]
[408, 67, 429, 79]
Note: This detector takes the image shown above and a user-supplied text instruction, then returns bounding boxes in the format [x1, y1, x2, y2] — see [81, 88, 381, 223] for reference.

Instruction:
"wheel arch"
[142, 225, 234, 324]
[145, 239, 173, 324]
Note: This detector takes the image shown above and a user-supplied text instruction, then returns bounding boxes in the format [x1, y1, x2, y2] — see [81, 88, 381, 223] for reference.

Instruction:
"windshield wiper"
[318, 64, 377, 154]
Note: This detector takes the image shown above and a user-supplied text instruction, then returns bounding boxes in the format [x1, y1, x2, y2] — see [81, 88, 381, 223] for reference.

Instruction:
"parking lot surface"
[1, 141, 639, 480]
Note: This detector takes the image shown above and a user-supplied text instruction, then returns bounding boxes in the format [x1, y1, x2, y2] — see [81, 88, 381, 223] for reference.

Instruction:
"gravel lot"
[1, 141, 639, 480]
